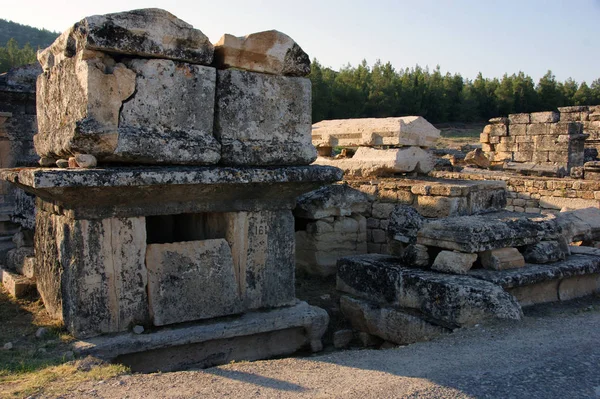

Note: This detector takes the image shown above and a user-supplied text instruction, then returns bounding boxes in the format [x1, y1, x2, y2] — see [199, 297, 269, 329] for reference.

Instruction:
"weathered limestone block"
[539, 196, 599, 211]
[38, 8, 213, 70]
[340, 296, 449, 345]
[464, 148, 490, 169]
[555, 208, 600, 242]
[215, 69, 315, 165]
[399, 244, 430, 268]
[34, 210, 149, 338]
[417, 212, 562, 253]
[146, 239, 242, 326]
[294, 184, 371, 219]
[508, 113, 530, 124]
[416, 196, 468, 218]
[387, 205, 427, 245]
[313, 146, 435, 177]
[0, 267, 36, 298]
[312, 116, 440, 148]
[489, 117, 508, 124]
[431, 251, 477, 274]
[522, 241, 567, 264]
[35, 55, 221, 164]
[225, 210, 296, 309]
[5, 246, 34, 273]
[530, 111, 559, 124]
[336, 254, 523, 326]
[479, 248, 525, 271]
[558, 274, 600, 301]
[214, 30, 310, 76]
[483, 124, 508, 137]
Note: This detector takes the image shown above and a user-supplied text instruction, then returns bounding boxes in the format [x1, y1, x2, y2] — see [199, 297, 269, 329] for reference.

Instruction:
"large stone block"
[340, 296, 449, 345]
[215, 69, 315, 165]
[35, 55, 221, 164]
[336, 254, 522, 326]
[214, 30, 310, 76]
[38, 8, 213, 69]
[431, 250, 477, 275]
[34, 210, 150, 338]
[312, 116, 440, 148]
[530, 111, 559, 124]
[294, 184, 371, 219]
[479, 248, 525, 271]
[146, 239, 242, 326]
[313, 146, 436, 177]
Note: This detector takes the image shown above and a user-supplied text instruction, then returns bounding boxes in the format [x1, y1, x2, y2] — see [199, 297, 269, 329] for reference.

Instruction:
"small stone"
[479, 248, 525, 271]
[63, 351, 75, 360]
[333, 329, 354, 349]
[68, 157, 78, 168]
[35, 327, 49, 339]
[132, 325, 144, 334]
[39, 156, 55, 167]
[74, 154, 98, 168]
[431, 251, 477, 275]
[380, 341, 398, 349]
[319, 294, 331, 300]
[37, 347, 47, 354]
[3, 342, 13, 350]
[56, 159, 69, 168]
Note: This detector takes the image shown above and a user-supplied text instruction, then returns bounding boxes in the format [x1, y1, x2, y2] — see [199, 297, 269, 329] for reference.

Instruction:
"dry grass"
[0, 287, 128, 398]
[435, 123, 485, 149]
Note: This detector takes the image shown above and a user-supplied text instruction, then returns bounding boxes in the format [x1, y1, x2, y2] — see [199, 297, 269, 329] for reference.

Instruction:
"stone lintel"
[72, 301, 328, 371]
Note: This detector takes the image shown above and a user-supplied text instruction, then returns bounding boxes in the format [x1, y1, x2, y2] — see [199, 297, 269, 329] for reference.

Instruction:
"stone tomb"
[2, 165, 340, 370]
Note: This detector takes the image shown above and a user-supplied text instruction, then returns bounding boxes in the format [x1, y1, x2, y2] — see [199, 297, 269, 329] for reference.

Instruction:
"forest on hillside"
[0, 19, 58, 73]
[309, 60, 600, 124]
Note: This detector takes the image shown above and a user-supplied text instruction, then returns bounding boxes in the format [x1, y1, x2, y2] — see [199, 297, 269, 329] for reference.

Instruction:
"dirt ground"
[435, 123, 484, 149]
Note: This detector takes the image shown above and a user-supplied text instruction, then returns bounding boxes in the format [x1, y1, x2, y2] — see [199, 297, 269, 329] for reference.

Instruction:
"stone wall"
[480, 111, 589, 175]
[559, 105, 600, 141]
[431, 169, 600, 214]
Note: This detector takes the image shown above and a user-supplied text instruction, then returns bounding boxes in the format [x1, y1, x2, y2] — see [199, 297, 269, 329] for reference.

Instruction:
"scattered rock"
[63, 351, 75, 360]
[68, 157, 78, 168]
[56, 159, 69, 168]
[380, 341, 398, 349]
[3, 342, 13, 350]
[431, 251, 477, 275]
[35, 327, 49, 339]
[132, 325, 144, 334]
[75, 154, 98, 168]
[319, 294, 331, 301]
[332, 329, 353, 349]
[464, 148, 490, 169]
[75, 356, 106, 372]
[523, 241, 567, 264]
[39, 156, 55, 167]
[37, 347, 47, 354]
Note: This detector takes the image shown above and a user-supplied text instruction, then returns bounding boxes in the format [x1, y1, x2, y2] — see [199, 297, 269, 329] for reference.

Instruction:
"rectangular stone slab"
[417, 211, 563, 253]
[215, 69, 316, 165]
[336, 254, 522, 327]
[35, 55, 220, 165]
[38, 8, 213, 69]
[312, 116, 440, 148]
[146, 239, 242, 326]
[35, 211, 150, 338]
[1, 166, 342, 219]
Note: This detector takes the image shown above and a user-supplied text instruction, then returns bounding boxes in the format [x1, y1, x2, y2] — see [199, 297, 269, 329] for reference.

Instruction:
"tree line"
[309, 59, 600, 123]
[0, 39, 37, 74]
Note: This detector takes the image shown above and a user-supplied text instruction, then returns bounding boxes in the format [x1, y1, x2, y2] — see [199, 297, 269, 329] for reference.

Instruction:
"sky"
[2, 0, 600, 83]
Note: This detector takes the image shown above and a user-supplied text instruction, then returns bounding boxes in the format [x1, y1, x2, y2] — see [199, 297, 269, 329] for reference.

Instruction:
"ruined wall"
[431, 170, 600, 214]
[480, 111, 588, 176]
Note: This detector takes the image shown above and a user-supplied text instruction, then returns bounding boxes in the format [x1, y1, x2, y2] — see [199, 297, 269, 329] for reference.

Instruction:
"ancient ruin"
[0, 8, 341, 371]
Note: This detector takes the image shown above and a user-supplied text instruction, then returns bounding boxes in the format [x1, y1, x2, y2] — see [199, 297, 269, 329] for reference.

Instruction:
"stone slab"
[336, 254, 522, 327]
[312, 116, 440, 148]
[417, 211, 562, 253]
[506, 280, 559, 307]
[0, 266, 36, 298]
[34, 211, 150, 338]
[213, 30, 310, 76]
[0, 166, 342, 219]
[558, 273, 600, 301]
[431, 250, 477, 275]
[38, 8, 213, 69]
[72, 301, 328, 371]
[313, 146, 436, 177]
[469, 254, 600, 289]
[146, 239, 242, 326]
[215, 69, 315, 165]
[340, 295, 449, 345]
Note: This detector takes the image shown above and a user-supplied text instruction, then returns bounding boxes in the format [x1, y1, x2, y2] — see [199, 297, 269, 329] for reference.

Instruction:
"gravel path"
[60, 297, 600, 399]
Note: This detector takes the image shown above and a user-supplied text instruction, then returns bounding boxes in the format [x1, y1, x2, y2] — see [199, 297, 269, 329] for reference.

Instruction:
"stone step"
[469, 252, 600, 306]
[336, 254, 523, 328]
[0, 266, 36, 298]
[5, 247, 35, 278]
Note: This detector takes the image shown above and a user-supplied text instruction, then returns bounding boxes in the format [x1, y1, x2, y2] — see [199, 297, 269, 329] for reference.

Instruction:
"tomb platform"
[0, 165, 340, 370]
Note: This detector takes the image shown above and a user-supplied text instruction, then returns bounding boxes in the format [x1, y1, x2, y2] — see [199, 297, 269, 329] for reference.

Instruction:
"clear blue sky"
[3, 0, 600, 83]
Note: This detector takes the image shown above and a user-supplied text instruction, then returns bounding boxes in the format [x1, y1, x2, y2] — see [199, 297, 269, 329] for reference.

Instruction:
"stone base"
[72, 301, 328, 372]
[0, 266, 36, 298]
